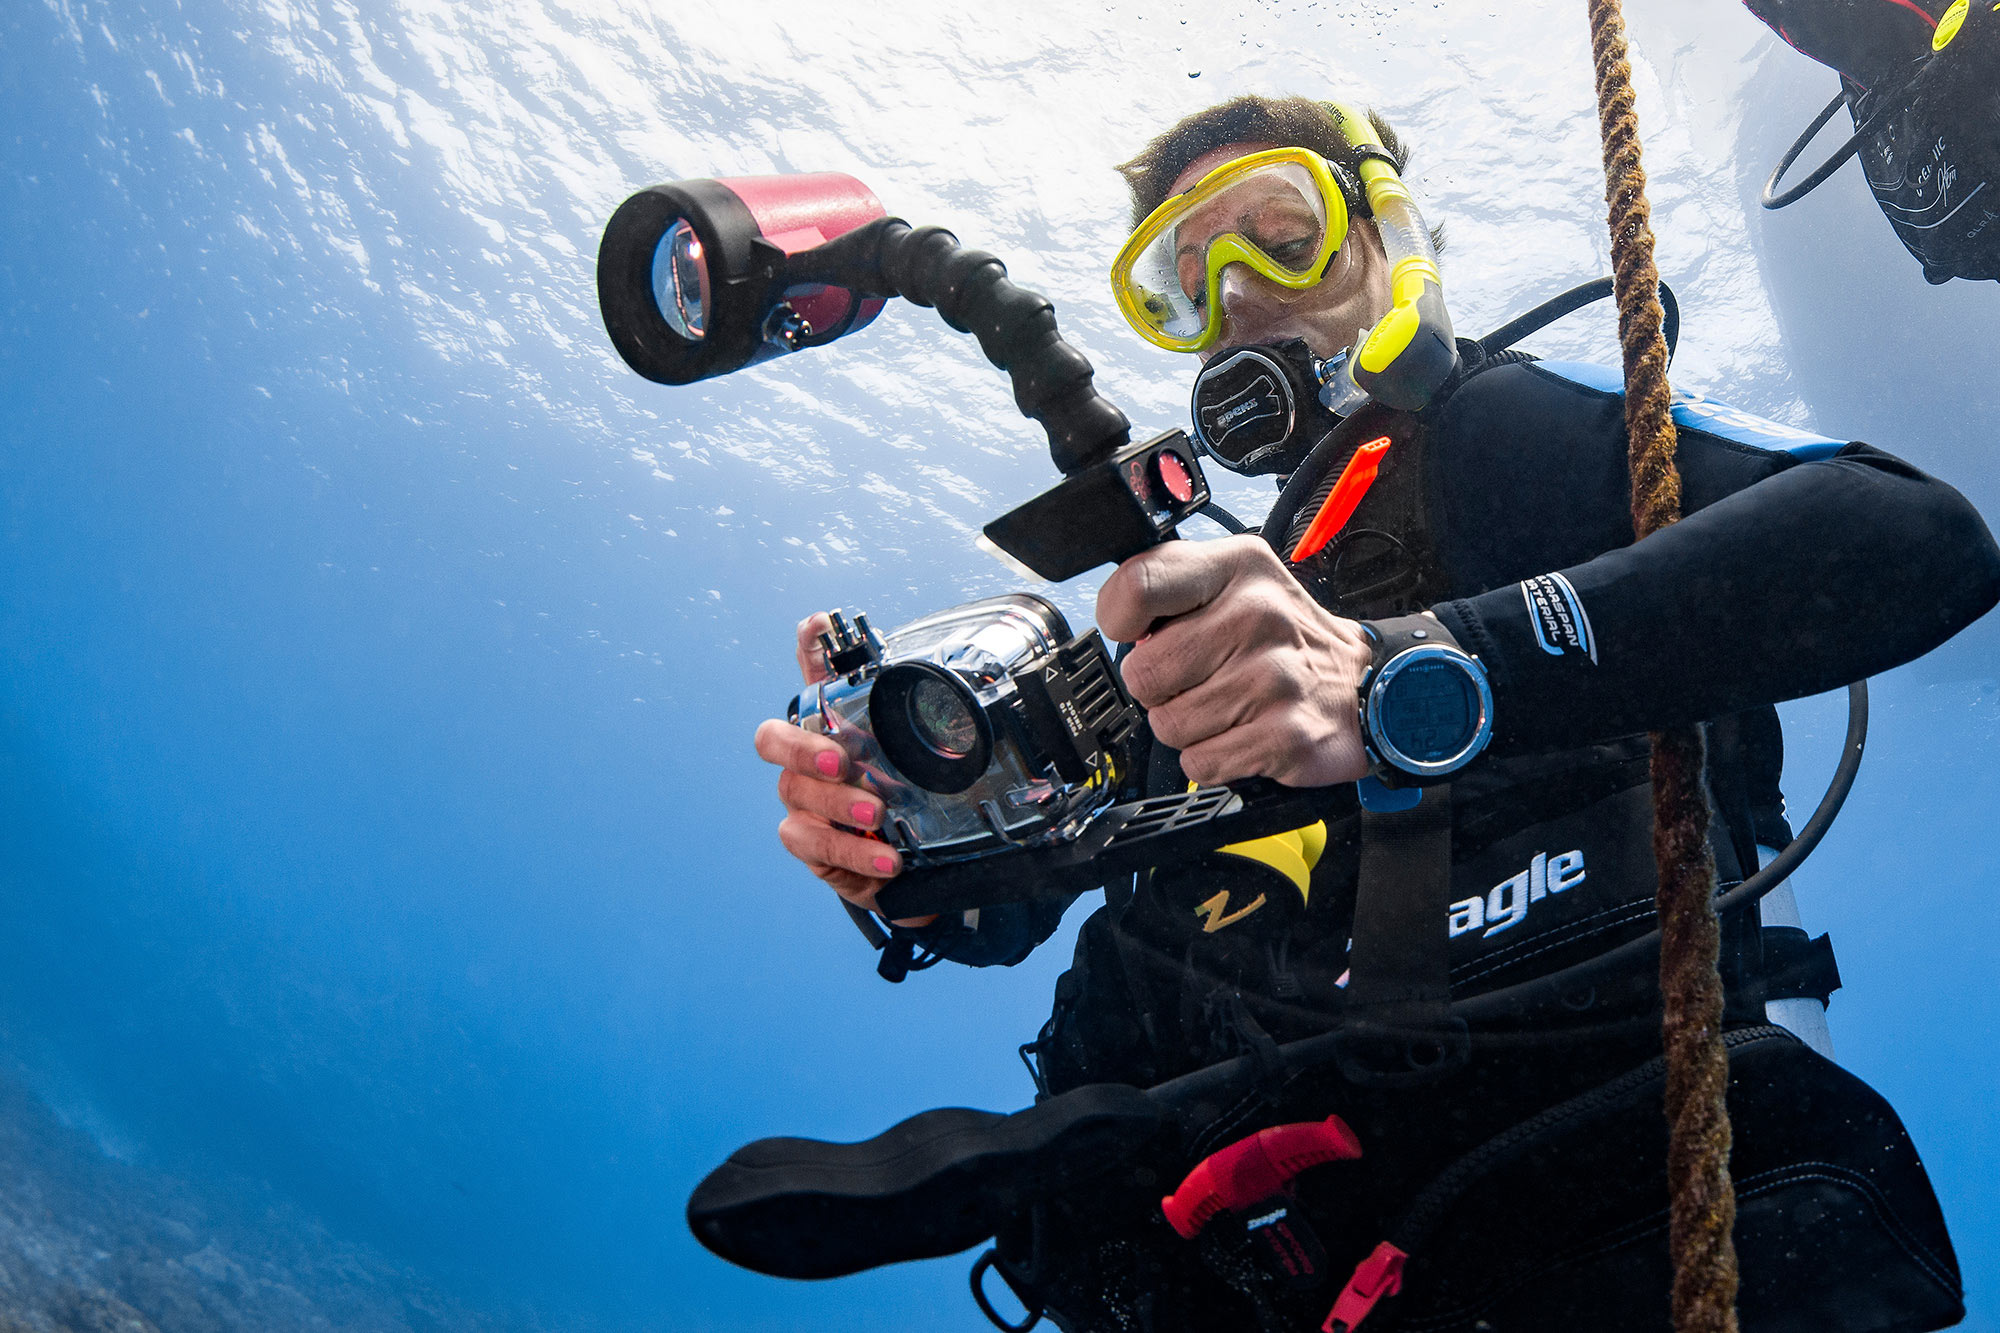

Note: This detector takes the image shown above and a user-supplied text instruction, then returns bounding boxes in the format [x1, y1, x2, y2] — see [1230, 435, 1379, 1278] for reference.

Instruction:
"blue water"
[1, 1, 1995, 1329]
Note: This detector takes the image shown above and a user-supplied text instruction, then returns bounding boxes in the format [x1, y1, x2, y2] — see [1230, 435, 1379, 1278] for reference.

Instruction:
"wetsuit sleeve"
[1426, 373, 2000, 754]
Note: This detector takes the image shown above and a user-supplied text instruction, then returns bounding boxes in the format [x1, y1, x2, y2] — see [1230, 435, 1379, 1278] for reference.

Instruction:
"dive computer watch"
[1356, 615, 1494, 785]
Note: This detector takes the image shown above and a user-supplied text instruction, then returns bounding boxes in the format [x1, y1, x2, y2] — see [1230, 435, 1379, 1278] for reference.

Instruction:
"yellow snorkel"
[1319, 102, 1458, 414]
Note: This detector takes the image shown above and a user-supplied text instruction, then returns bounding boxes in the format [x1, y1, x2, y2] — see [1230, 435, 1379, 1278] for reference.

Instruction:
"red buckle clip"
[1159, 1116, 1362, 1239]
[1322, 1241, 1407, 1333]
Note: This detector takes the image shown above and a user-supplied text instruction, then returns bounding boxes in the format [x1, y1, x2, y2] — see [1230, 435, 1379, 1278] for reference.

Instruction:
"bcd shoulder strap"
[1334, 786, 1471, 1086]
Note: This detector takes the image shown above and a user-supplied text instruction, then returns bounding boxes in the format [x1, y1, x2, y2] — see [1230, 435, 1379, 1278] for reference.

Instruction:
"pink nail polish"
[815, 751, 841, 777]
[851, 802, 877, 826]
[873, 856, 896, 876]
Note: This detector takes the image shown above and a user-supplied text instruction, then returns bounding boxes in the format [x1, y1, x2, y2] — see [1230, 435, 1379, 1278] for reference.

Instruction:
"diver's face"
[1168, 142, 1394, 364]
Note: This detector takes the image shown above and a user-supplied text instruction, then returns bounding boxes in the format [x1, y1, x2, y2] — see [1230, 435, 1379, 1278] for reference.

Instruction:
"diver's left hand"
[1097, 535, 1373, 788]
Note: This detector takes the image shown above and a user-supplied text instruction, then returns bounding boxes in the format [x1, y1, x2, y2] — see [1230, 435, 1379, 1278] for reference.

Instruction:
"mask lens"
[1174, 163, 1329, 284]
[652, 218, 710, 340]
[1119, 234, 1204, 343]
[908, 676, 979, 759]
[1114, 155, 1341, 349]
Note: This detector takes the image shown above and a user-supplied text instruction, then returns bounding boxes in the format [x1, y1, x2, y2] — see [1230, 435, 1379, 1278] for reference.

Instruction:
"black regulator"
[1187, 336, 1344, 477]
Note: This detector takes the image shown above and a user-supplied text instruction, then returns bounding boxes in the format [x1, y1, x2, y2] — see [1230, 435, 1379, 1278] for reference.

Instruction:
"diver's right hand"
[753, 613, 934, 927]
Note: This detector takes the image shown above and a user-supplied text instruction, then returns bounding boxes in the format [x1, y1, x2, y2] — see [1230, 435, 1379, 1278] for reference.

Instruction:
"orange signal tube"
[1289, 436, 1393, 563]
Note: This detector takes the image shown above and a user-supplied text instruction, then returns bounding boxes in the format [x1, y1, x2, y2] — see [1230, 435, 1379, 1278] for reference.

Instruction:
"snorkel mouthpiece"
[598, 173, 889, 386]
[1324, 103, 1458, 411]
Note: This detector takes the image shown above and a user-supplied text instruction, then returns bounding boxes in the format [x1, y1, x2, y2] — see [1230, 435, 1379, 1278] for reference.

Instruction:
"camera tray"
[874, 778, 1356, 919]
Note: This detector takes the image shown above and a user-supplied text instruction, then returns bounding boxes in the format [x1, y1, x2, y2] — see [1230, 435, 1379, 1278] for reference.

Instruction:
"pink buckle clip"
[1159, 1115, 1363, 1240]
[1322, 1241, 1408, 1333]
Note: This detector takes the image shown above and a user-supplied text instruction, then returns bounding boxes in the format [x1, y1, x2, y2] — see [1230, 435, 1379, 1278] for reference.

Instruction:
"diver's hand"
[1098, 536, 1373, 788]
[753, 613, 935, 927]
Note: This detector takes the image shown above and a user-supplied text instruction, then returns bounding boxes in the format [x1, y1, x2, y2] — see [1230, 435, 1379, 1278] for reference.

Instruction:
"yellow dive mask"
[1110, 147, 1360, 355]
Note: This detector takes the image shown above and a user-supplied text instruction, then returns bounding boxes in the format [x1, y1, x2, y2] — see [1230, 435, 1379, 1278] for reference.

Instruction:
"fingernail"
[815, 751, 841, 777]
[851, 801, 878, 826]
[873, 856, 897, 876]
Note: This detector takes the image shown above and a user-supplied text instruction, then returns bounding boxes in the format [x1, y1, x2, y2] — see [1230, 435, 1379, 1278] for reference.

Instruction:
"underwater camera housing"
[790, 597, 1140, 864]
[792, 597, 1344, 920]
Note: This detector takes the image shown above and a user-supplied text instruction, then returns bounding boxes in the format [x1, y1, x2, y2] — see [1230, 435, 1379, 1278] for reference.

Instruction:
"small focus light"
[1156, 449, 1197, 505]
[982, 430, 1212, 581]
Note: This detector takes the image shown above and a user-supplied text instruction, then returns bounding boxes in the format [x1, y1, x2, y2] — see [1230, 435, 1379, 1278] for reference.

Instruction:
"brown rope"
[1584, 4, 1741, 1331]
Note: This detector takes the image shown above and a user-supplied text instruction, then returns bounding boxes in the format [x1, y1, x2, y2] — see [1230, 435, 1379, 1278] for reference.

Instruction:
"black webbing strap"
[1332, 786, 1470, 1086]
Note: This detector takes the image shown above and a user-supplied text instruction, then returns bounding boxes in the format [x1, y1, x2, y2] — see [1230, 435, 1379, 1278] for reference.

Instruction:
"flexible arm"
[783, 218, 1131, 475]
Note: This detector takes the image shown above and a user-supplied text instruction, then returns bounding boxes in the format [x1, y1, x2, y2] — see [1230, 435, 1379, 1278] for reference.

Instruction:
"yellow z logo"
[1194, 889, 1267, 934]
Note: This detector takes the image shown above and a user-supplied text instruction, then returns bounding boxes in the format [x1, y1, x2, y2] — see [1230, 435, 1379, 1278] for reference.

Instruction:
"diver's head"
[1111, 96, 1432, 363]
[1162, 140, 1392, 362]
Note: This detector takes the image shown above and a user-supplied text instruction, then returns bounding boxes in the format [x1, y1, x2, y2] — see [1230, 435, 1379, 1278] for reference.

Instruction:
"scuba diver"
[746, 95, 2000, 1331]
[1747, 0, 2000, 283]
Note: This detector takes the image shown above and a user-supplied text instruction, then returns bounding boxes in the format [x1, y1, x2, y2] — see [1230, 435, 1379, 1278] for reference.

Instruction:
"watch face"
[1372, 649, 1491, 773]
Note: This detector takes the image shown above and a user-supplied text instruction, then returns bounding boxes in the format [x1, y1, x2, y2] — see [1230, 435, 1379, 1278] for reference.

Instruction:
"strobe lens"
[598, 173, 889, 387]
[653, 219, 710, 341]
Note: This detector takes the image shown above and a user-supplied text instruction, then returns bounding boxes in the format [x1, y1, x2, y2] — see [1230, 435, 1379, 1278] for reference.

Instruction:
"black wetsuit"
[911, 350, 1999, 1332]
[923, 352, 1997, 1071]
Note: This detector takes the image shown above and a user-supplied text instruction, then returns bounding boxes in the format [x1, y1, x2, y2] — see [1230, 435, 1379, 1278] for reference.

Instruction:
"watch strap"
[1363, 613, 1463, 660]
